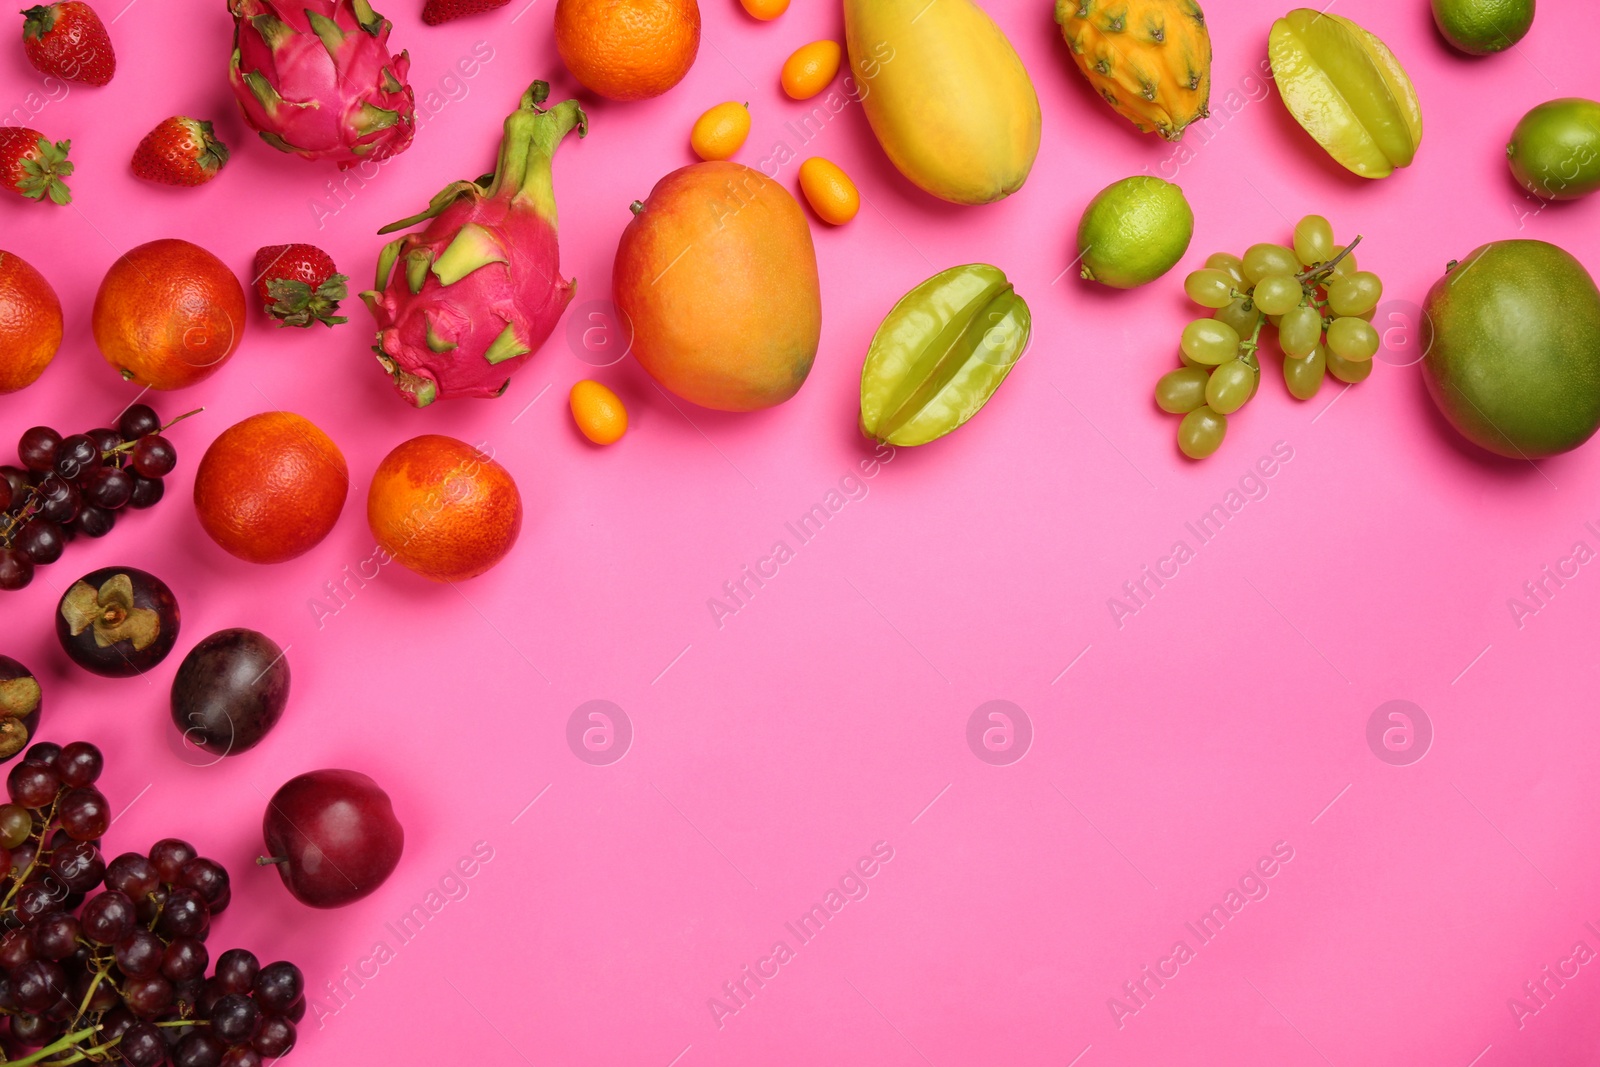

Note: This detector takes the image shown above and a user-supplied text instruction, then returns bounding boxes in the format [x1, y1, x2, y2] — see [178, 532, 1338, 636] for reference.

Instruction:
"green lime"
[1431, 0, 1534, 55]
[1422, 240, 1600, 459]
[1508, 97, 1600, 201]
[1076, 176, 1193, 290]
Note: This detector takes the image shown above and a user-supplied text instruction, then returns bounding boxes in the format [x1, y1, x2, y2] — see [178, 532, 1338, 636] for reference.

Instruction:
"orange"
[569, 380, 628, 444]
[194, 412, 349, 564]
[740, 0, 786, 18]
[367, 435, 522, 582]
[554, 0, 700, 102]
[614, 162, 820, 411]
[93, 239, 246, 390]
[0, 250, 62, 394]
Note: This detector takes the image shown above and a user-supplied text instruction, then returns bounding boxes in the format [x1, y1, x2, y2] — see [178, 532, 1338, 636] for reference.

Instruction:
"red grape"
[12, 519, 63, 565]
[150, 838, 198, 883]
[52, 434, 98, 481]
[131, 436, 177, 478]
[17, 427, 61, 473]
[59, 786, 110, 841]
[57, 742, 102, 787]
[117, 404, 161, 440]
[0, 547, 33, 591]
[82, 465, 134, 509]
[71, 505, 115, 538]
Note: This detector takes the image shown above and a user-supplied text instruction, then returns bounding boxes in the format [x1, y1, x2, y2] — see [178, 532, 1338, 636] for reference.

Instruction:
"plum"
[55, 567, 179, 677]
[169, 629, 290, 757]
[0, 656, 42, 762]
[260, 770, 403, 908]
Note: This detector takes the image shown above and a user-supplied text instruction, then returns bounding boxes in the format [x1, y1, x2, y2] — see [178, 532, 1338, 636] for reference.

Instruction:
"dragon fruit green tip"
[228, 0, 416, 168]
[363, 80, 586, 407]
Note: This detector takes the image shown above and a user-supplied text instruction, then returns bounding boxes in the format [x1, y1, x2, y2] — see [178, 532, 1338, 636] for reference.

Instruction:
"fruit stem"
[69, 967, 111, 1027]
[103, 407, 205, 459]
[485, 81, 587, 226]
[0, 794, 59, 911]
[1238, 316, 1267, 359]
[257, 855, 288, 867]
[0, 1026, 98, 1067]
[1300, 235, 1363, 284]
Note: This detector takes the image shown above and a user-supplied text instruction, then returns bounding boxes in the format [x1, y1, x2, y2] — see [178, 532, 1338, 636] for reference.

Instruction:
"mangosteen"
[0, 656, 42, 761]
[55, 567, 180, 677]
[170, 629, 290, 757]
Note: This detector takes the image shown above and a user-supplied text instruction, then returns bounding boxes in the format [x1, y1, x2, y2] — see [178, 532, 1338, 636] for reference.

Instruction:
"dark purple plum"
[169, 630, 290, 757]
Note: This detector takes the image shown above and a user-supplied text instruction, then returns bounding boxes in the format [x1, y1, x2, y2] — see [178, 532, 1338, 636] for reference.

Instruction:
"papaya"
[844, 0, 1040, 205]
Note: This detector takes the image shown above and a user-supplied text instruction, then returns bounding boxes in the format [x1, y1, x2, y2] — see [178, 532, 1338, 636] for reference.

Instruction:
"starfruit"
[859, 265, 1031, 447]
[1269, 9, 1423, 179]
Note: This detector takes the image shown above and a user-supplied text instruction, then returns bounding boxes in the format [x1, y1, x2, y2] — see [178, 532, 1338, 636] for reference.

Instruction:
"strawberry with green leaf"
[132, 117, 228, 187]
[21, 1, 115, 86]
[0, 128, 73, 205]
[253, 245, 349, 328]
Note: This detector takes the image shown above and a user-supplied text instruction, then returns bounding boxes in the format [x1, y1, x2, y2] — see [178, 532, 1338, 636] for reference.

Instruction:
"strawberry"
[421, 0, 509, 24]
[20, 1, 114, 86]
[131, 117, 228, 187]
[252, 245, 349, 329]
[0, 128, 72, 205]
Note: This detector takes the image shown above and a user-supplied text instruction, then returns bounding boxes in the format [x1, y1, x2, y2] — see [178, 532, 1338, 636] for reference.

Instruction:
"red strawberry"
[421, 0, 509, 24]
[131, 117, 228, 187]
[0, 128, 72, 205]
[252, 245, 349, 329]
[20, 1, 114, 85]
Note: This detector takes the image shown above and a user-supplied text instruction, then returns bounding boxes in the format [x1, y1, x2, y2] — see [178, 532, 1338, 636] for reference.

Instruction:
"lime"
[1422, 240, 1600, 459]
[1508, 97, 1600, 201]
[1431, 0, 1534, 55]
[1076, 176, 1193, 289]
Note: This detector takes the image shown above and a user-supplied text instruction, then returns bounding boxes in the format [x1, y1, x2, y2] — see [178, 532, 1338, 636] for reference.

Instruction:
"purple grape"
[17, 427, 61, 473]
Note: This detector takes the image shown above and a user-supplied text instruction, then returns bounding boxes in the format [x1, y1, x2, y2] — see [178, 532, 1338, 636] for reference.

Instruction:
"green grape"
[1293, 214, 1334, 267]
[1205, 359, 1254, 415]
[1327, 316, 1379, 361]
[1204, 252, 1246, 287]
[1213, 297, 1260, 337]
[1180, 319, 1240, 366]
[1277, 304, 1323, 358]
[1243, 243, 1299, 284]
[1178, 346, 1202, 369]
[1155, 367, 1210, 413]
[1327, 346, 1373, 384]
[1329, 244, 1358, 276]
[1178, 405, 1228, 459]
[1283, 345, 1326, 400]
[1253, 274, 1302, 316]
[1184, 268, 1236, 310]
[1327, 271, 1383, 316]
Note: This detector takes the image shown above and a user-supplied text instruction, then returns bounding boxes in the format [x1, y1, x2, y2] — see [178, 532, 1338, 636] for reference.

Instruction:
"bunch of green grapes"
[1155, 215, 1384, 459]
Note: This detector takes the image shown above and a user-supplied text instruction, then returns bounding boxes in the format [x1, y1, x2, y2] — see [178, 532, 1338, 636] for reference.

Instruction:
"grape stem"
[0, 1025, 99, 1067]
[1300, 234, 1362, 285]
[0, 793, 61, 911]
[68, 966, 111, 1027]
[101, 408, 205, 459]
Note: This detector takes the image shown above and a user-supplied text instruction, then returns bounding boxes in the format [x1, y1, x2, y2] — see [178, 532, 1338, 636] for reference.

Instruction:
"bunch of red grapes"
[0, 405, 194, 593]
[0, 741, 303, 1066]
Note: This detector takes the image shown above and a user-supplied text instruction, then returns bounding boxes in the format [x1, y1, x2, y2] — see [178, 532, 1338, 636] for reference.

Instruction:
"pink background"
[4, 0, 1600, 1063]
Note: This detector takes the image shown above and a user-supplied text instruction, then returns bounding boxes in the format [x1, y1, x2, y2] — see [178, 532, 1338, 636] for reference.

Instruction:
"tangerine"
[0, 250, 62, 394]
[554, 0, 700, 102]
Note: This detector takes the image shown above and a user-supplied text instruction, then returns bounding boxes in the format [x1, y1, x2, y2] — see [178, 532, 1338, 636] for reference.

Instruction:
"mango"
[613, 162, 821, 412]
[844, 0, 1041, 205]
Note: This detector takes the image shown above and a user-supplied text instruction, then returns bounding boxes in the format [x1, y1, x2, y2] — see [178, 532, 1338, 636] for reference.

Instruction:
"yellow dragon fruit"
[1055, 0, 1212, 141]
[228, 0, 416, 168]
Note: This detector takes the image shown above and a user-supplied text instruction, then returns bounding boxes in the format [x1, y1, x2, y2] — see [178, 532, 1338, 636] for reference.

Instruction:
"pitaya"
[227, 0, 416, 168]
[361, 81, 585, 407]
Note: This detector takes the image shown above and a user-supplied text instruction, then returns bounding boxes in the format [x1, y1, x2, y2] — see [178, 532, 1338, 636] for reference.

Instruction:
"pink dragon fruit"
[228, 0, 416, 168]
[362, 81, 585, 407]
